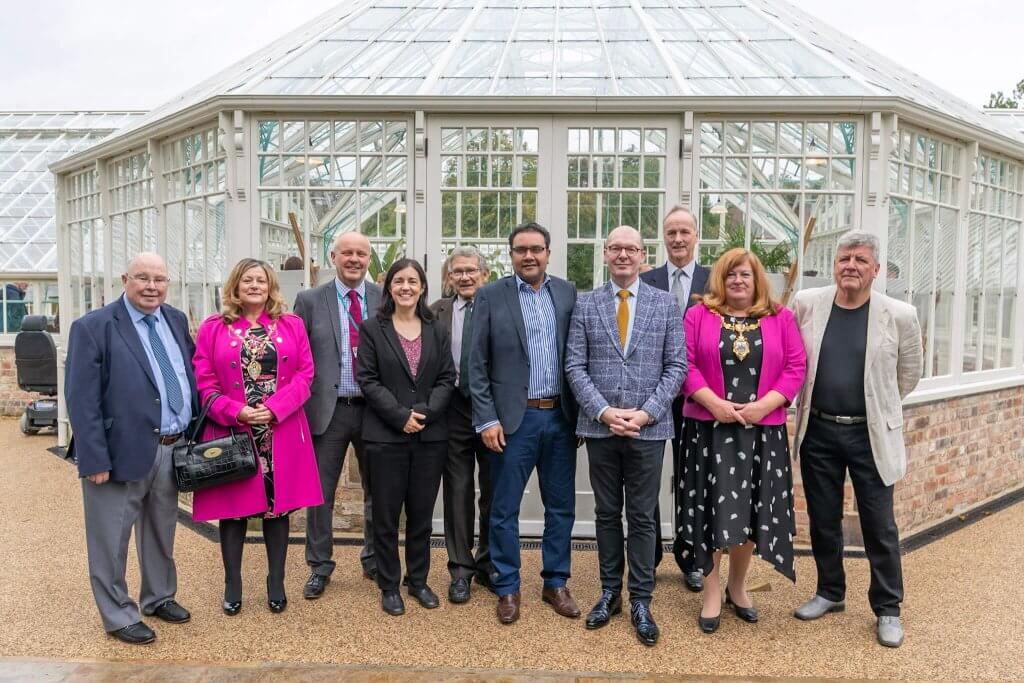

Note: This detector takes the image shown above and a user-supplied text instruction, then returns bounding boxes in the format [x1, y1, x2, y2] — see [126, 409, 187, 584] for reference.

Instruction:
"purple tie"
[347, 290, 362, 380]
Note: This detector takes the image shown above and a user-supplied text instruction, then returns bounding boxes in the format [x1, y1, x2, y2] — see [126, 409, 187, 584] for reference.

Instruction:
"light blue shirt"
[123, 297, 192, 434]
[612, 277, 640, 352]
[335, 278, 367, 397]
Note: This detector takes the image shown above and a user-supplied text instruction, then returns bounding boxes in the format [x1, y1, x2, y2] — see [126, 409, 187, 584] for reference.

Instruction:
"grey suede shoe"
[793, 595, 846, 621]
[876, 616, 904, 648]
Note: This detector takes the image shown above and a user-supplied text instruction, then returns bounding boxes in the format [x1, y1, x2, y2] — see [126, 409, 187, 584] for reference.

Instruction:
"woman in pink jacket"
[192, 258, 322, 616]
[676, 248, 806, 634]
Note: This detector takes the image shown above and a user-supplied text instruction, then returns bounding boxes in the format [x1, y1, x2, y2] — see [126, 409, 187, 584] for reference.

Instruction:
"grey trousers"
[306, 400, 375, 576]
[586, 436, 665, 605]
[81, 441, 179, 632]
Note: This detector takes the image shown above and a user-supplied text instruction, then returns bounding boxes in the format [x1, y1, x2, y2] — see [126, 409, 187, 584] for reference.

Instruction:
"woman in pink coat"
[676, 248, 806, 634]
[192, 258, 322, 616]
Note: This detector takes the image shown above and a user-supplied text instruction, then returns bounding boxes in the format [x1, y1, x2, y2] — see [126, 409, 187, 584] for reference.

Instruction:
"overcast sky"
[1, 0, 1021, 111]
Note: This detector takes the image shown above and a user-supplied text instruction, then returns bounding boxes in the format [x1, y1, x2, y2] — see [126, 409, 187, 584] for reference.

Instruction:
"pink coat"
[681, 303, 807, 425]
[191, 311, 323, 521]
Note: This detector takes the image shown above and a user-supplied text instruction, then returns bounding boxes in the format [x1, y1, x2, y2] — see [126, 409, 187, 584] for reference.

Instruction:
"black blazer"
[355, 315, 456, 443]
[640, 261, 710, 311]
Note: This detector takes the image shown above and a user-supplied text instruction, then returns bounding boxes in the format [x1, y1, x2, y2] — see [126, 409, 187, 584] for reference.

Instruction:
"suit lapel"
[503, 277, 529, 356]
[865, 293, 890, 372]
[322, 282, 344, 353]
[811, 285, 836, 360]
[626, 282, 655, 358]
[161, 305, 197, 397]
[438, 297, 455, 332]
[381, 319, 416, 384]
[416, 321, 436, 387]
[598, 282, 625, 358]
[689, 264, 709, 307]
[113, 298, 159, 393]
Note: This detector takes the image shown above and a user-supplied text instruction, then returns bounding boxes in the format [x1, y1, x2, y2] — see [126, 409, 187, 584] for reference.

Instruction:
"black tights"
[220, 515, 291, 602]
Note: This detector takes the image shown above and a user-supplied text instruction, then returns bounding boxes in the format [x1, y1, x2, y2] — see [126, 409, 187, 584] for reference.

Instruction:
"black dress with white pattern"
[676, 316, 796, 582]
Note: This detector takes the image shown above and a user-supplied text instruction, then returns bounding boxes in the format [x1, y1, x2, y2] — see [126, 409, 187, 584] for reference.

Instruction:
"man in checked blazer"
[565, 226, 686, 646]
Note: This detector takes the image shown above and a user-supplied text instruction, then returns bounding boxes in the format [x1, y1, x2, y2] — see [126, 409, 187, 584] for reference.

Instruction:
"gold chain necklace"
[242, 324, 276, 380]
[719, 313, 760, 362]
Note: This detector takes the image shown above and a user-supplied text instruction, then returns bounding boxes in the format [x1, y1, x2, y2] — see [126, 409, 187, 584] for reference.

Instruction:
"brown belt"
[159, 433, 183, 445]
[526, 397, 560, 410]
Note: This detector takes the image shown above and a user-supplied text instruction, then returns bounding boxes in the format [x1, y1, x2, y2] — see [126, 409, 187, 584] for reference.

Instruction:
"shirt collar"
[335, 277, 366, 300]
[611, 277, 641, 298]
[667, 259, 696, 281]
[515, 273, 551, 291]
[455, 295, 473, 311]
[123, 295, 160, 324]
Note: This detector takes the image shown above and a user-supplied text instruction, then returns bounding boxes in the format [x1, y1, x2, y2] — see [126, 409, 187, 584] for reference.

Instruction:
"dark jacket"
[640, 261, 710, 311]
[356, 315, 456, 443]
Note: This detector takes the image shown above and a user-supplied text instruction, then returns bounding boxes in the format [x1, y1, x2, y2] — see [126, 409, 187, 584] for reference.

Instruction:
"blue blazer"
[468, 274, 578, 435]
[565, 280, 686, 441]
[640, 261, 710, 310]
[65, 296, 198, 481]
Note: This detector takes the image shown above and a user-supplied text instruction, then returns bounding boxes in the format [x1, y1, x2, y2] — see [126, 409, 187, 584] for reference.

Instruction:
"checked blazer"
[565, 279, 686, 441]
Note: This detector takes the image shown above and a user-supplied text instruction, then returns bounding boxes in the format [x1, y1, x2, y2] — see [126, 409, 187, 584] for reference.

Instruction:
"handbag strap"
[187, 392, 222, 444]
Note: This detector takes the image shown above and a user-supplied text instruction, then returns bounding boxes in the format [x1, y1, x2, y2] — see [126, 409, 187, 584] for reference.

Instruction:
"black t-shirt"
[811, 299, 869, 416]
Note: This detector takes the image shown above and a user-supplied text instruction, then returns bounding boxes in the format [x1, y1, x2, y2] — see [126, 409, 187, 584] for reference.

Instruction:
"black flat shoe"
[725, 589, 758, 623]
[223, 600, 242, 616]
[448, 577, 471, 604]
[382, 590, 405, 616]
[408, 584, 440, 609]
[698, 613, 721, 634]
[109, 621, 156, 644]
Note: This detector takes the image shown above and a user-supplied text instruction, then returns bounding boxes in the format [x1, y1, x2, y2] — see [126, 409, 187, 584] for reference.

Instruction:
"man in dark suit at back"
[65, 252, 196, 644]
[430, 245, 495, 604]
[639, 205, 710, 592]
[469, 222, 580, 626]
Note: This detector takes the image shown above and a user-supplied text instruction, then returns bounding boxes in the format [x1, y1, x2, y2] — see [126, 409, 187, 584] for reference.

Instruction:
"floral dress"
[240, 325, 287, 519]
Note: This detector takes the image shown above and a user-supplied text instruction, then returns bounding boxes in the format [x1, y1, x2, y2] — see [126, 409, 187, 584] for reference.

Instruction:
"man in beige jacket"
[790, 230, 922, 649]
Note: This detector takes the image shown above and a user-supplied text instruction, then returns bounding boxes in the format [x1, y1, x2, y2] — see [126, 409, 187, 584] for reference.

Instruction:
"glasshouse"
[50, 0, 1024, 542]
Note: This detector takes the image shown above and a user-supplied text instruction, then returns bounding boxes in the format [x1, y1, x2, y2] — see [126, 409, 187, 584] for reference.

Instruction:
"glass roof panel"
[557, 7, 600, 41]
[325, 6, 408, 40]
[442, 42, 506, 78]
[753, 40, 843, 78]
[663, 41, 731, 79]
[558, 43, 611, 78]
[707, 41, 776, 78]
[607, 42, 670, 78]
[501, 42, 555, 78]
[514, 7, 555, 41]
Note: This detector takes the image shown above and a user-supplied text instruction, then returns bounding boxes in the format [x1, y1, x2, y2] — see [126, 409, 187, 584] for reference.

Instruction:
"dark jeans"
[800, 415, 904, 617]
[586, 436, 665, 605]
[489, 407, 577, 597]
[443, 393, 493, 580]
[366, 439, 447, 592]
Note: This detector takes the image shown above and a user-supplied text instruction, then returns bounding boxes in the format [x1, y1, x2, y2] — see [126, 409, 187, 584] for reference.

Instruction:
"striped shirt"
[516, 274, 560, 399]
[335, 278, 367, 397]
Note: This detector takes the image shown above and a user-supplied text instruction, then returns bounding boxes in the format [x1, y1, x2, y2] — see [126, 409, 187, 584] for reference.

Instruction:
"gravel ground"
[0, 419, 1020, 681]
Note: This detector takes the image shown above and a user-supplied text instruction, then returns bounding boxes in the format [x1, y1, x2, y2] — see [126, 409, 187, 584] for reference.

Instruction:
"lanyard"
[336, 288, 365, 330]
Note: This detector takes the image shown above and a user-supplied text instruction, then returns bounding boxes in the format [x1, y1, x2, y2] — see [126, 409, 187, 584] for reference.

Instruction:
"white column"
[866, 112, 894, 287]
[220, 110, 253, 268]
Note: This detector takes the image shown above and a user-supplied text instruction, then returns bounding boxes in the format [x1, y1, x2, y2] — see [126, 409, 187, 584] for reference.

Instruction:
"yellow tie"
[617, 289, 631, 349]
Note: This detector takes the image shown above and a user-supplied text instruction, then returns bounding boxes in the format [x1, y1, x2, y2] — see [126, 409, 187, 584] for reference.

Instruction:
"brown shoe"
[542, 586, 581, 618]
[497, 592, 521, 624]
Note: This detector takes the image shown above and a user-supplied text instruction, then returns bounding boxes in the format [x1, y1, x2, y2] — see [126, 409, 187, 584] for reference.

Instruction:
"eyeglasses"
[127, 274, 171, 286]
[605, 246, 643, 257]
[510, 246, 547, 256]
[450, 268, 481, 278]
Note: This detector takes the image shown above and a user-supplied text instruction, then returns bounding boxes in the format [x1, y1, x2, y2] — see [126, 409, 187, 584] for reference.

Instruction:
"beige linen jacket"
[791, 285, 923, 486]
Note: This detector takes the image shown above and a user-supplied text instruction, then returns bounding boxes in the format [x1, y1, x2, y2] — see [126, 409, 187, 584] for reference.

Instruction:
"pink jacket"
[681, 303, 807, 425]
[190, 311, 323, 522]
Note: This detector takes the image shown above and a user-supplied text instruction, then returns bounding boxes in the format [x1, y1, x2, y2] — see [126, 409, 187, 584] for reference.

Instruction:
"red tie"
[347, 290, 362, 380]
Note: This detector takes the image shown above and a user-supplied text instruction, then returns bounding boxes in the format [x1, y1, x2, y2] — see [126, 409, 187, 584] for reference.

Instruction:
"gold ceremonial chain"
[719, 314, 760, 362]
[242, 324, 276, 380]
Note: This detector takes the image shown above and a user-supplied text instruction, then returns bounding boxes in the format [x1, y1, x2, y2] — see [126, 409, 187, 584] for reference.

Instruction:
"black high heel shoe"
[725, 588, 758, 623]
[223, 600, 242, 616]
[267, 577, 287, 613]
[698, 612, 721, 634]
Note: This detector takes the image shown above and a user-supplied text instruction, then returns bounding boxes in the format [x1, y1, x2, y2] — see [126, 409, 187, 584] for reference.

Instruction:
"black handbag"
[173, 393, 258, 493]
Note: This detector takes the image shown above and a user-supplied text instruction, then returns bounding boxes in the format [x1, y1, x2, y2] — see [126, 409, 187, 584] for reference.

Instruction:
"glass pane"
[886, 198, 910, 301]
[751, 122, 776, 155]
[700, 122, 723, 154]
[932, 207, 957, 376]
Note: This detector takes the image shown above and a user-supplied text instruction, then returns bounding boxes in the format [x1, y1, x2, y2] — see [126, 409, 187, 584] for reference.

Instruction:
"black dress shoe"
[109, 622, 156, 645]
[725, 589, 758, 623]
[475, 571, 497, 594]
[304, 573, 330, 600]
[448, 578, 471, 604]
[382, 590, 405, 616]
[222, 600, 242, 616]
[363, 566, 378, 581]
[684, 571, 704, 593]
[630, 602, 660, 646]
[408, 584, 440, 609]
[148, 599, 190, 624]
[585, 589, 622, 630]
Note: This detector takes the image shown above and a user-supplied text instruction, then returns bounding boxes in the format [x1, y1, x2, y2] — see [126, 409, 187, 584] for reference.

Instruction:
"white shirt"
[666, 259, 696, 311]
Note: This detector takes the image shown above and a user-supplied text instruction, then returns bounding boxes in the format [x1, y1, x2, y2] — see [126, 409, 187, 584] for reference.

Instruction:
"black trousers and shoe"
[367, 440, 447, 596]
[799, 415, 903, 617]
[586, 437, 665, 606]
[220, 514, 291, 612]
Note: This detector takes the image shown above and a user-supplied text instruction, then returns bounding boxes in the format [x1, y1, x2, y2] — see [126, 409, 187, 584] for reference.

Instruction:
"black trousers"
[367, 439, 447, 592]
[443, 393, 493, 580]
[586, 437, 665, 605]
[799, 416, 904, 616]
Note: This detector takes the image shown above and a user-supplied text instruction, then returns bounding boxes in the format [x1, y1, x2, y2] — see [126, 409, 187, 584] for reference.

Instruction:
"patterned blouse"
[399, 334, 422, 378]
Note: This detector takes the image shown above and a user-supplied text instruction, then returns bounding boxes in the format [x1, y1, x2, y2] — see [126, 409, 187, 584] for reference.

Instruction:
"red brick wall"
[0, 348, 36, 417]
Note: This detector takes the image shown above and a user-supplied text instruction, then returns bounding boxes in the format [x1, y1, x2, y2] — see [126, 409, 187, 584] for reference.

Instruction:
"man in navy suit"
[469, 222, 580, 626]
[65, 253, 197, 644]
[639, 205, 709, 591]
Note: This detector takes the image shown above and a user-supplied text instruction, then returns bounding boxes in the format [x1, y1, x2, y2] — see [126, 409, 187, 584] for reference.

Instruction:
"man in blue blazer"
[566, 226, 686, 646]
[65, 253, 197, 644]
[468, 222, 579, 625]
[639, 205, 709, 591]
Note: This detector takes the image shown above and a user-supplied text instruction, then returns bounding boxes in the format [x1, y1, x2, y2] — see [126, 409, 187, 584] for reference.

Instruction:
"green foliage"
[987, 79, 1024, 109]
[369, 238, 406, 281]
[707, 223, 793, 274]
[567, 244, 595, 291]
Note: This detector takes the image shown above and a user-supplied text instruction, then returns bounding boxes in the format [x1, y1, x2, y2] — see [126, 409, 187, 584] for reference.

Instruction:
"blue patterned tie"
[142, 314, 184, 415]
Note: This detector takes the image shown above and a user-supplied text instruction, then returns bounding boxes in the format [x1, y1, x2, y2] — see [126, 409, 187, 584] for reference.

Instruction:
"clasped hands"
[403, 410, 427, 434]
[600, 407, 651, 438]
[238, 403, 274, 425]
[707, 396, 771, 426]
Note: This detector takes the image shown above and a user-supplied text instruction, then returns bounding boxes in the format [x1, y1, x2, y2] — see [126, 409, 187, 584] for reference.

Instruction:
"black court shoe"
[725, 588, 758, 623]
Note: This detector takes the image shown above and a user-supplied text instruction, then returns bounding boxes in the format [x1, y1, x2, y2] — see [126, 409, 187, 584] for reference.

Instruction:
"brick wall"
[0, 348, 36, 417]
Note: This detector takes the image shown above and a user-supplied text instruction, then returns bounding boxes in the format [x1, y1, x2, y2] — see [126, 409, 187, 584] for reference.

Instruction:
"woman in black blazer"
[356, 258, 456, 616]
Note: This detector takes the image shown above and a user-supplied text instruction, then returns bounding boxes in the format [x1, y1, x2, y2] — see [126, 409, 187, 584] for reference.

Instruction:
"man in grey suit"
[65, 252, 195, 644]
[639, 205, 709, 590]
[294, 231, 382, 599]
[566, 226, 686, 646]
[469, 222, 580, 625]
[790, 230, 922, 648]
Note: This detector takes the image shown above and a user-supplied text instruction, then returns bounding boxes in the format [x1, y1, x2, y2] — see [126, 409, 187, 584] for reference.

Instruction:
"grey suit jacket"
[293, 278, 382, 435]
[468, 275, 577, 435]
[791, 285, 923, 486]
[565, 280, 686, 441]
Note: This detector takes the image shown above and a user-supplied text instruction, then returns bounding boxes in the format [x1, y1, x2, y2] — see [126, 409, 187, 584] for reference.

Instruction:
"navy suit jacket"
[468, 274, 578, 435]
[640, 261, 710, 310]
[65, 296, 198, 481]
